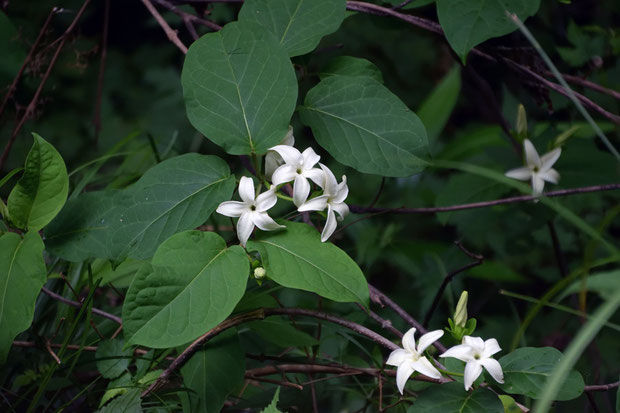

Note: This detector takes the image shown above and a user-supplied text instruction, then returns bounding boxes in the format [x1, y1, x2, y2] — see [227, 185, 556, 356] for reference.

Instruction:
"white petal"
[541, 168, 560, 184]
[304, 168, 326, 187]
[264, 152, 283, 180]
[505, 166, 532, 181]
[401, 328, 418, 354]
[395, 361, 415, 395]
[480, 358, 504, 384]
[417, 330, 444, 354]
[462, 336, 485, 352]
[236, 212, 255, 247]
[255, 189, 277, 212]
[298, 195, 329, 212]
[238, 177, 256, 203]
[523, 139, 541, 168]
[440, 344, 474, 362]
[269, 145, 302, 166]
[282, 126, 295, 146]
[541, 147, 561, 171]
[216, 201, 247, 218]
[481, 338, 502, 358]
[411, 357, 442, 379]
[271, 164, 297, 186]
[464, 360, 483, 391]
[301, 147, 320, 169]
[320, 205, 338, 242]
[293, 175, 311, 207]
[531, 174, 545, 196]
[333, 176, 349, 204]
[331, 202, 349, 221]
[319, 163, 338, 194]
[386, 348, 409, 367]
[251, 211, 284, 231]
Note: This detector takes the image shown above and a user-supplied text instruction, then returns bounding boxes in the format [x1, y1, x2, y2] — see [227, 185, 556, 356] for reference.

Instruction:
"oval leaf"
[300, 76, 428, 177]
[7, 133, 68, 231]
[320, 56, 384, 83]
[498, 347, 585, 400]
[0, 232, 46, 363]
[239, 0, 346, 57]
[436, 0, 541, 62]
[409, 382, 503, 412]
[122, 231, 249, 348]
[182, 21, 298, 155]
[247, 221, 369, 305]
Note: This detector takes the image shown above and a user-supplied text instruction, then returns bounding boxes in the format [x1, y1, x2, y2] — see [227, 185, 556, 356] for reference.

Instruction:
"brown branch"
[0, 7, 60, 120]
[245, 375, 304, 390]
[423, 242, 484, 327]
[584, 381, 620, 392]
[140, 0, 189, 54]
[549, 72, 620, 101]
[12, 340, 173, 359]
[0, 0, 92, 171]
[152, 0, 222, 32]
[357, 303, 403, 338]
[142, 307, 402, 397]
[41, 287, 122, 325]
[350, 183, 620, 215]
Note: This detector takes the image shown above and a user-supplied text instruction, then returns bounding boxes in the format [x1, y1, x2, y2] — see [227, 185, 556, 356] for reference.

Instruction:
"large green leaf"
[300, 76, 428, 177]
[239, 0, 346, 57]
[45, 154, 235, 262]
[0, 232, 46, 363]
[247, 221, 369, 305]
[320, 56, 384, 83]
[417, 65, 461, 145]
[7, 133, 68, 231]
[498, 347, 584, 400]
[180, 329, 245, 413]
[409, 382, 503, 412]
[96, 339, 133, 379]
[436, 0, 541, 62]
[182, 21, 298, 155]
[122, 231, 249, 348]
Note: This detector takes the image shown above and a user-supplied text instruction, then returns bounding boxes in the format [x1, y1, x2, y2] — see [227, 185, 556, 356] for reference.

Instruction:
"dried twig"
[41, 287, 122, 325]
[139, 0, 188, 54]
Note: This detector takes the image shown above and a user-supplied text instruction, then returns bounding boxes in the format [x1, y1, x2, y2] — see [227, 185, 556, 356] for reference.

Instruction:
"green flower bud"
[253, 267, 266, 280]
[454, 291, 468, 328]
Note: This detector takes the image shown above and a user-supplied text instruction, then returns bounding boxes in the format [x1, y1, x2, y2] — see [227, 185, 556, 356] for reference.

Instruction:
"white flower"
[265, 126, 295, 180]
[386, 328, 444, 395]
[439, 336, 504, 391]
[216, 176, 284, 247]
[298, 164, 349, 242]
[505, 139, 561, 196]
[269, 145, 325, 207]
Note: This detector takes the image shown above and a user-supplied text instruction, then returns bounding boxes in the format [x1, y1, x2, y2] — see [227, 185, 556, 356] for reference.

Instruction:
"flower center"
[474, 354, 481, 360]
[250, 205, 256, 211]
[296, 168, 302, 174]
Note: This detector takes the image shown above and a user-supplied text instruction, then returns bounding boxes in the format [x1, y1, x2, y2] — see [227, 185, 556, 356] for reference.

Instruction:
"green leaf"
[247, 318, 319, 347]
[239, 0, 346, 57]
[0, 232, 46, 363]
[409, 382, 504, 412]
[247, 221, 369, 305]
[96, 339, 133, 379]
[122, 231, 249, 348]
[468, 261, 528, 283]
[95, 388, 141, 413]
[559, 269, 620, 301]
[320, 56, 384, 83]
[436, 0, 541, 62]
[180, 329, 245, 413]
[417, 65, 461, 145]
[182, 21, 298, 155]
[261, 387, 282, 413]
[46, 154, 235, 262]
[498, 395, 522, 413]
[7, 133, 68, 231]
[498, 347, 584, 400]
[99, 372, 132, 408]
[300, 76, 428, 177]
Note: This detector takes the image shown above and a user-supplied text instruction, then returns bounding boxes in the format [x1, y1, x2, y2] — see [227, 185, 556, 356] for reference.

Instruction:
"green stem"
[437, 368, 464, 377]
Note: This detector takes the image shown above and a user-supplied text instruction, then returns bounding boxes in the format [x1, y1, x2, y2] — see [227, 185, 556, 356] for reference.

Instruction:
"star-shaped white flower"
[439, 336, 504, 391]
[265, 126, 295, 180]
[216, 176, 284, 247]
[269, 145, 325, 207]
[298, 164, 349, 242]
[386, 328, 444, 395]
[505, 139, 561, 196]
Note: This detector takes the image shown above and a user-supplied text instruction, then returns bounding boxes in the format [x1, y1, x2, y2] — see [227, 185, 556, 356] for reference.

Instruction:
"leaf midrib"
[0, 236, 25, 325]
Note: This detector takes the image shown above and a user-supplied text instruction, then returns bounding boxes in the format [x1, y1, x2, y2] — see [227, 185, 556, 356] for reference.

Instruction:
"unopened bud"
[454, 291, 468, 328]
[253, 267, 266, 280]
[516, 104, 528, 140]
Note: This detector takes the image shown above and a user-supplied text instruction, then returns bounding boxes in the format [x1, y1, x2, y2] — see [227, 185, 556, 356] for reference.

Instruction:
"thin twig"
[551, 72, 620, 101]
[41, 287, 122, 325]
[350, 183, 620, 215]
[246, 375, 303, 390]
[140, 0, 189, 54]
[585, 381, 620, 392]
[152, 0, 222, 32]
[423, 243, 484, 327]
[12, 341, 174, 359]
[0, 7, 60, 119]
[357, 303, 403, 338]
[0, 0, 92, 171]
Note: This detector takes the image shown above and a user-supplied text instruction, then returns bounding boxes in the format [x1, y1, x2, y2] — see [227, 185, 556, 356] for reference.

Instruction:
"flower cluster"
[217, 129, 349, 246]
[386, 328, 504, 394]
